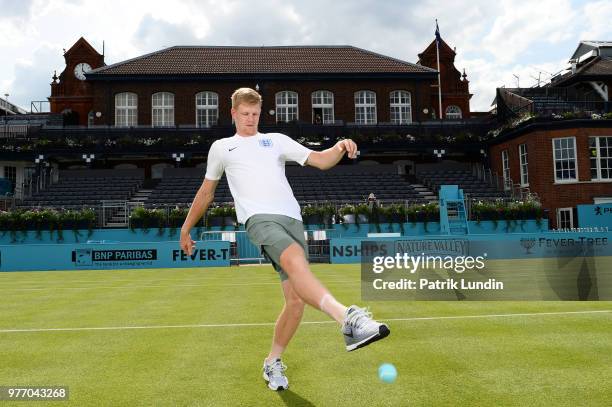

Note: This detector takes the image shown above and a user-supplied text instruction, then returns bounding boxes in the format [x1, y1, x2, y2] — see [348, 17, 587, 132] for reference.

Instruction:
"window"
[445, 105, 462, 119]
[152, 92, 174, 127]
[557, 208, 574, 229]
[390, 90, 412, 124]
[275, 91, 298, 123]
[88, 111, 94, 127]
[355, 90, 377, 124]
[195, 91, 218, 128]
[115, 92, 137, 127]
[311, 90, 334, 124]
[502, 150, 511, 190]
[553, 137, 577, 182]
[519, 143, 529, 186]
[3, 166, 16, 191]
[589, 136, 612, 180]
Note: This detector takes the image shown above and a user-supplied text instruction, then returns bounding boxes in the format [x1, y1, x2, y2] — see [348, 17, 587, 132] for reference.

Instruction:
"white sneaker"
[262, 358, 289, 391]
[342, 305, 390, 351]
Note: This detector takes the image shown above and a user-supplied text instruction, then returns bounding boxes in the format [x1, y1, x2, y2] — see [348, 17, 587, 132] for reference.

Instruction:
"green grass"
[0, 264, 611, 406]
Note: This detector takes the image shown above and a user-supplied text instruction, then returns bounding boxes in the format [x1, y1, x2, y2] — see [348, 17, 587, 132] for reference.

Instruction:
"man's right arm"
[180, 178, 219, 255]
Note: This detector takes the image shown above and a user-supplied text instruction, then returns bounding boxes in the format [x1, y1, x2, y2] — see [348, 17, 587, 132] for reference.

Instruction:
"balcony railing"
[496, 87, 612, 122]
[0, 120, 495, 155]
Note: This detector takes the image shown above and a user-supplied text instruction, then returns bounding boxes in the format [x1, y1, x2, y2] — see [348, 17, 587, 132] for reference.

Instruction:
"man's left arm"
[306, 139, 358, 170]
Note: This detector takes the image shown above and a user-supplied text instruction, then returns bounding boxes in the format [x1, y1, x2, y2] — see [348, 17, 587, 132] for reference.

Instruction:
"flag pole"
[435, 19, 442, 120]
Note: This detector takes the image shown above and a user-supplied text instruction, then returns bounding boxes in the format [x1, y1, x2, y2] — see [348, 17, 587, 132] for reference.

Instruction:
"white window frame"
[152, 92, 175, 127]
[275, 91, 299, 123]
[589, 136, 612, 181]
[445, 105, 462, 119]
[195, 91, 219, 128]
[519, 143, 529, 187]
[3, 165, 17, 191]
[502, 149, 511, 191]
[390, 90, 412, 124]
[355, 90, 377, 124]
[311, 90, 334, 124]
[114, 92, 138, 127]
[552, 137, 578, 183]
[557, 207, 574, 229]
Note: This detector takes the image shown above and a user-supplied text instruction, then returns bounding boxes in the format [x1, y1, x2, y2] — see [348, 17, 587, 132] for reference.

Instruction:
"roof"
[570, 40, 612, 60]
[551, 56, 612, 86]
[87, 46, 436, 76]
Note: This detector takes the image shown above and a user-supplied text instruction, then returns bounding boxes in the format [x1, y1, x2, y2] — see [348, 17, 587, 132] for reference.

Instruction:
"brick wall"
[490, 127, 612, 228]
[90, 79, 435, 126]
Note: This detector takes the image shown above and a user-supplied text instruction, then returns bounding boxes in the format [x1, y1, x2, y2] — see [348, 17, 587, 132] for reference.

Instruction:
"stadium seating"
[417, 169, 508, 199]
[18, 165, 507, 209]
[20, 169, 144, 208]
[146, 165, 426, 206]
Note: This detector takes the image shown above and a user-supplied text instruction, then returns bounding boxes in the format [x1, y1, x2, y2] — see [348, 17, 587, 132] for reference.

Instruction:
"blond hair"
[231, 88, 262, 109]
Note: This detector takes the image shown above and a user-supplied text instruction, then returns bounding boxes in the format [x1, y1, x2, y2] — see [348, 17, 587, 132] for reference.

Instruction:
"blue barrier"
[578, 203, 612, 228]
[0, 240, 230, 272]
[0, 220, 550, 246]
[330, 231, 611, 263]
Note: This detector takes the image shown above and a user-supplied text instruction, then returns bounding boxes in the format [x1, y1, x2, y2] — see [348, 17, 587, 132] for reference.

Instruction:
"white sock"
[266, 343, 285, 363]
[319, 293, 348, 324]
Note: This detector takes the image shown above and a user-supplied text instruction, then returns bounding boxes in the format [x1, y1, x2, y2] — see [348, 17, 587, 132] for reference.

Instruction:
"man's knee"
[286, 296, 305, 317]
[279, 243, 307, 273]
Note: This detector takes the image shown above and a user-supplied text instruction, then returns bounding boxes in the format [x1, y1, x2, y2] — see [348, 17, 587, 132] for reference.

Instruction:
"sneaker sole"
[262, 371, 288, 391]
[345, 324, 390, 352]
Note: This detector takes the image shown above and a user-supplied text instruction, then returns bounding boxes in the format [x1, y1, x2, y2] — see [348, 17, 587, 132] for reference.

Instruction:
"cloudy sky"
[1, 0, 611, 112]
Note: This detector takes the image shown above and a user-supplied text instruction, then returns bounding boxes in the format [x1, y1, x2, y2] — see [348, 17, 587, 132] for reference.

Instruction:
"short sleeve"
[277, 134, 312, 166]
[205, 140, 225, 180]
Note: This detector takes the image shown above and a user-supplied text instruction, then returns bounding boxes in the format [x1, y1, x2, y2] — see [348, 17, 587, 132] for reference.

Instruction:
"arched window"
[152, 92, 174, 127]
[390, 90, 412, 124]
[445, 105, 462, 119]
[355, 90, 376, 124]
[115, 92, 137, 127]
[275, 91, 299, 123]
[195, 91, 218, 127]
[311, 90, 334, 124]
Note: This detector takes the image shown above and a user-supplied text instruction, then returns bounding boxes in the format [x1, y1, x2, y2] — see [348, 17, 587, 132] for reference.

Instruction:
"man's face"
[231, 102, 261, 136]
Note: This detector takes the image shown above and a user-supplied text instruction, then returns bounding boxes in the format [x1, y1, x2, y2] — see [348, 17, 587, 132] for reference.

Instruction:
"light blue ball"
[378, 363, 397, 383]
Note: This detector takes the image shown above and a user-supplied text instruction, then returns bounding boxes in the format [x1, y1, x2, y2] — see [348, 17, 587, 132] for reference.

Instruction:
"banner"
[0, 241, 230, 272]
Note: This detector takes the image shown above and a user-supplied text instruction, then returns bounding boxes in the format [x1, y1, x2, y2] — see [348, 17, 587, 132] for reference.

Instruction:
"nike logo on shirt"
[228, 147, 238, 151]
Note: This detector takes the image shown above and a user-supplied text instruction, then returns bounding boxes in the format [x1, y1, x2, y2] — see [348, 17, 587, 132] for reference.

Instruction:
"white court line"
[0, 280, 360, 291]
[0, 310, 609, 333]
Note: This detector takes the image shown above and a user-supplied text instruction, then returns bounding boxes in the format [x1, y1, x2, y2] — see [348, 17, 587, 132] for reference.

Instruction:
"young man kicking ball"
[180, 88, 390, 391]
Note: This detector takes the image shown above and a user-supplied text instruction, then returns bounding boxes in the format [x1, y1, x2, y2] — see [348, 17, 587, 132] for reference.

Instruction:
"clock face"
[73, 62, 92, 80]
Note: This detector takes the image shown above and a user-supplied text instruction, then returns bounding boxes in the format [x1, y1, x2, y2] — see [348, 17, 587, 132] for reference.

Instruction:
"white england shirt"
[204, 132, 312, 224]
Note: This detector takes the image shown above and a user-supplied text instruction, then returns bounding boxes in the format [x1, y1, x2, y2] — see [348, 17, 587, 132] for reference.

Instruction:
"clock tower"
[49, 37, 105, 126]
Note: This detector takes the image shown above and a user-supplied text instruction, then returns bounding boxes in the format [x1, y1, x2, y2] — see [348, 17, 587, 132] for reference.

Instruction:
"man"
[180, 88, 390, 391]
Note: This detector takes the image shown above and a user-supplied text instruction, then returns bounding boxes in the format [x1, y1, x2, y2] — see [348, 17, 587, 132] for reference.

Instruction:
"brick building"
[489, 40, 612, 229]
[489, 121, 612, 228]
[82, 45, 438, 127]
[417, 36, 472, 119]
[49, 37, 105, 126]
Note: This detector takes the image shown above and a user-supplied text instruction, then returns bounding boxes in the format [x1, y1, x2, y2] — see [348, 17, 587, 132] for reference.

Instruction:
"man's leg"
[279, 243, 347, 323]
[279, 241, 390, 351]
[265, 279, 305, 363]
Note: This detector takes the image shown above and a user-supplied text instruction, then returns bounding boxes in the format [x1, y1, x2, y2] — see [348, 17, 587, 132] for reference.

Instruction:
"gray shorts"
[245, 214, 309, 282]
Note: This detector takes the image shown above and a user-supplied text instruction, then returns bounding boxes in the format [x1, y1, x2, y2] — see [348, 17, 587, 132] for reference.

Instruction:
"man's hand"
[336, 139, 358, 159]
[180, 229, 196, 256]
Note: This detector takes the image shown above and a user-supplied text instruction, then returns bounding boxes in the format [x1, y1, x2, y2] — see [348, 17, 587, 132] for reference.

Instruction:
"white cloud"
[482, 0, 576, 64]
[580, 1, 612, 40]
